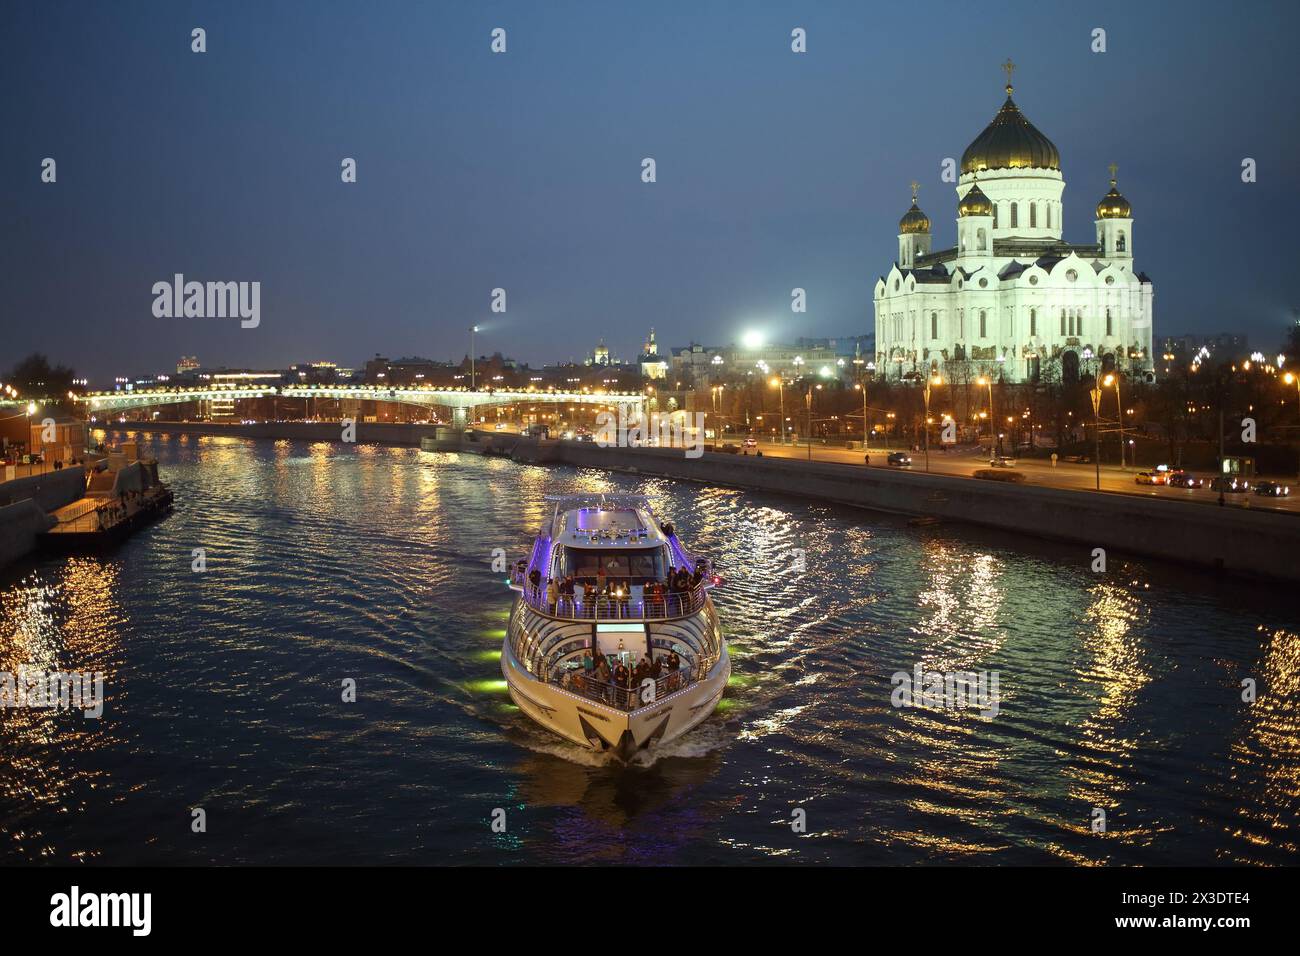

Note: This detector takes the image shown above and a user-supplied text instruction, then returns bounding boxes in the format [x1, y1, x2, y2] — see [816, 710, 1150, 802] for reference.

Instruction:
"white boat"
[502, 494, 730, 761]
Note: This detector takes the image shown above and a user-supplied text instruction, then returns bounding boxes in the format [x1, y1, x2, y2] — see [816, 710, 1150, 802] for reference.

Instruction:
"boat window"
[557, 546, 668, 582]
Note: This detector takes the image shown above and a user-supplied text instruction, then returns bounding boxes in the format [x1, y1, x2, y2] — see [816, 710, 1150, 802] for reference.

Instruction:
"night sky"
[3, 0, 1298, 384]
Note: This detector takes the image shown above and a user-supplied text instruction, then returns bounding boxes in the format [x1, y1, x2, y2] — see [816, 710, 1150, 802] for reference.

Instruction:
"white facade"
[875, 83, 1154, 385]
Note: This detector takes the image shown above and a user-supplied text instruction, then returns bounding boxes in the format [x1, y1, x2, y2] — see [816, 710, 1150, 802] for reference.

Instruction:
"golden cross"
[910, 180, 920, 203]
[1108, 162, 1118, 184]
[1002, 58, 1015, 90]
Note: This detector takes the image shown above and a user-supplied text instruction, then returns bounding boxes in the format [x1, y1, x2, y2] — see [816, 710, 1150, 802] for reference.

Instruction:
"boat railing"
[554, 667, 690, 711]
[510, 571, 708, 621]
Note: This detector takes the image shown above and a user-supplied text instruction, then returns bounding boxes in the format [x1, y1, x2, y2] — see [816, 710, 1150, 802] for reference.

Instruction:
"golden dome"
[899, 202, 930, 234]
[899, 182, 930, 234]
[1096, 169, 1132, 219]
[958, 181, 993, 217]
[960, 79, 1060, 175]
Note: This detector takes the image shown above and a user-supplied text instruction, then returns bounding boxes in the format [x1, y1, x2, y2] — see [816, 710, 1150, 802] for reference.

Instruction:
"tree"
[1281, 316, 1300, 367]
[7, 353, 76, 396]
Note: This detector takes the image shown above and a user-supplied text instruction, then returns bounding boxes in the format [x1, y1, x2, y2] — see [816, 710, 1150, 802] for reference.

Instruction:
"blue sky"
[3, 0, 1298, 381]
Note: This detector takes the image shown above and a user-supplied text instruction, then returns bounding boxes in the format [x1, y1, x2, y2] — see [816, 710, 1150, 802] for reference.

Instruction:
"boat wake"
[504, 714, 736, 768]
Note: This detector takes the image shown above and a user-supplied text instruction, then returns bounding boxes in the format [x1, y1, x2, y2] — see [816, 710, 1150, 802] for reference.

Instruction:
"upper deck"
[512, 493, 715, 622]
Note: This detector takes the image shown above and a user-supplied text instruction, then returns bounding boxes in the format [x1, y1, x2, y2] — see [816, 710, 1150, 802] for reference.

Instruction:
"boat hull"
[501, 609, 729, 760]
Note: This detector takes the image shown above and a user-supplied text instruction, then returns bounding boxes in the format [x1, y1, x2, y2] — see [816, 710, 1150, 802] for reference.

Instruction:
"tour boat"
[503, 494, 729, 761]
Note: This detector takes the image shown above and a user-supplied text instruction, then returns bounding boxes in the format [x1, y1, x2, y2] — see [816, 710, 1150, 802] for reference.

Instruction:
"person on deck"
[545, 577, 558, 613]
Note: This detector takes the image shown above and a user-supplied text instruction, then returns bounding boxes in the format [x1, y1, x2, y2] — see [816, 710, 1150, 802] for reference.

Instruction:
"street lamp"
[923, 374, 942, 472]
[1286, 372, 1300, 480]
[976, 375, 994, 454]
[1105, 372, 1125, 469]
[769, 377, 785, 444]
[854, 381, 868, 448]
[469, 325, 480, 390]
[1090, 377, 1104, 490]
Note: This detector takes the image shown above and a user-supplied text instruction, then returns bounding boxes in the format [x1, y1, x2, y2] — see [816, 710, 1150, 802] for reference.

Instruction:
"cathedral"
[874, 62, 1154, 385]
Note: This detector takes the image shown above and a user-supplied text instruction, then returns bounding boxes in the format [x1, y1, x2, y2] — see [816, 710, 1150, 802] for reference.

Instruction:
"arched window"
[1117, 231, 1127, 252]
[977, 228, 987, 250]
[979, 310, 987, 338]
[930, 313, 938, 340]
[1106, 309, 1113, 336]
[1060, 310, 1066, 336]
[1010, 203, 1018, 228]
[993, 205, 999, 228]
[1030, 308, 1037, 337]
[1047, 205, 1052, 229]
[1030, 203, 1037, 228]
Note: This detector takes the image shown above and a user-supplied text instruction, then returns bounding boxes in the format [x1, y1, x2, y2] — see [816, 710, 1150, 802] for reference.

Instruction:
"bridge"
[69, 383, 645, 427]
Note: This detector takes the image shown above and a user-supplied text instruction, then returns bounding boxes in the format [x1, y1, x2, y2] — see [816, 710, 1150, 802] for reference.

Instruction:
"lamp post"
[976, 374, 994, 454]
[1110, 372, 1125, 469]
[855, 381, 868, 448]
[1286, 372, 1300, 481]
[469, 325, 480, 391]
[1090, 377, 1103, 491]
[804, 386, 814, 461]
[769, 377, 785, 444]
[923, 374, 942, 472]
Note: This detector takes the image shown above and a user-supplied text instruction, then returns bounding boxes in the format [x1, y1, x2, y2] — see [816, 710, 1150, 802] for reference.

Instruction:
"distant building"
[638, 328, 669, 379]
[177, 355, 200, 375]
[874, 65, 1154, 384]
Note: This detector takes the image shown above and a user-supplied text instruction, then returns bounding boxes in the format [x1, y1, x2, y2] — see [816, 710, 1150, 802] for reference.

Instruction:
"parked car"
[887, 452, 913, 467]
[1209, 476, 1249, 493]
[1166, 471, 1204, 489]
[1253, 481, 1291, 498]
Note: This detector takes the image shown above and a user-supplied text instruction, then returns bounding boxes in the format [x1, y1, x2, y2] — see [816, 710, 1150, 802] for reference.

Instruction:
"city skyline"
[6, 1, 1300, 379]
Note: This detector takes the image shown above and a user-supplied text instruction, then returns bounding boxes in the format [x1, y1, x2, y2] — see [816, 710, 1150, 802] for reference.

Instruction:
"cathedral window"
[1060, 310, 1066, 336]
[993, 205, 998, 228]
[1117, 231, 1127, 252]
[1030, 308, 1037, 337]
[1106, 309, 1113, 336]
[1047, 205, 1052, 229]
[979, 311, 987, 338]
[977, 228, 987, 251]
[930, 313, 938, 340]
[1030, 203, 1037, 228]
[1010, 203, 1018, 228]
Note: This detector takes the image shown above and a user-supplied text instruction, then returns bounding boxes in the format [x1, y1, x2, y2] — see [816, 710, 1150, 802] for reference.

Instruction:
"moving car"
[1253, 481, 1291, 498]
[743, 437, 758, 448]
[1135, 471, 1162, 485]
[494, 422, 507, 431]
[887, 452, 913, 467]
[989, 455, 1016, 468]
[1166, 471, 1204, 489]
[1209, 476, 1249, 494]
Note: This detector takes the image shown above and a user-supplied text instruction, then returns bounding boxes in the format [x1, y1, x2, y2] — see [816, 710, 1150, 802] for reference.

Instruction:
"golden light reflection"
[1, 559, 125, 861]
[1224, 625, 1300, 859]
[1063, 581, 1150, 814]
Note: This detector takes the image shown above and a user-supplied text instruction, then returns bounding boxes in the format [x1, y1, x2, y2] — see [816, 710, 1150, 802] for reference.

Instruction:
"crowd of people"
[519, 559, 709, 618]
[563, 648, 685, 706]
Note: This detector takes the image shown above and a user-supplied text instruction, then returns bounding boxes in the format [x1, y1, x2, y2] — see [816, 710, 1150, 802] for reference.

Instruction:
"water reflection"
[1, 433, 1298, 864]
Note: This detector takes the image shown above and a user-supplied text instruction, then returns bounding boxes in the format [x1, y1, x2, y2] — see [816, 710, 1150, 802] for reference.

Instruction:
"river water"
[2, 432, 1297, 865]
